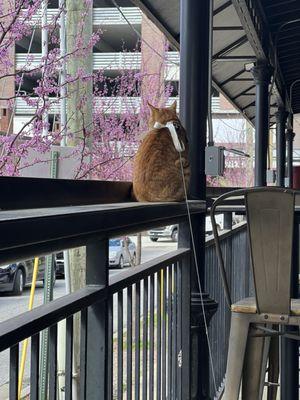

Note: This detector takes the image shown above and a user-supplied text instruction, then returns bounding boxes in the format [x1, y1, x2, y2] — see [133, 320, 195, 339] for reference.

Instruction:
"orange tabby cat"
[132, 101, 190, 202]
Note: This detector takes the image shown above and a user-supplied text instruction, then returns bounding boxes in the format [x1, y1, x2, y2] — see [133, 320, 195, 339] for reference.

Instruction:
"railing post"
[275, 108, 288, 187]
[179, 0, 218, 397]
[223, 212, 233, 230]
[178, 222, 191, 399]
[286, 128, 295, 188]
[281, 218, 299, 400]
[85, 238, 108, 399]
[251, 62, 273, 187]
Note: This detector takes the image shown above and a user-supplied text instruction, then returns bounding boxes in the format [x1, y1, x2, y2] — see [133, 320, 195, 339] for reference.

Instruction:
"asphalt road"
[0, 237, 176, 397]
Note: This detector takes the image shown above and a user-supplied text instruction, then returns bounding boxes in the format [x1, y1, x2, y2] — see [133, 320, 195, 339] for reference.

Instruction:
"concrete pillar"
[140, 14, 166, 113]
[66, 1, 93, 392]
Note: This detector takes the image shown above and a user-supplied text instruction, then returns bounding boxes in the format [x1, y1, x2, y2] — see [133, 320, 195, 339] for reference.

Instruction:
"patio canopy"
[131, 0, 300, 126]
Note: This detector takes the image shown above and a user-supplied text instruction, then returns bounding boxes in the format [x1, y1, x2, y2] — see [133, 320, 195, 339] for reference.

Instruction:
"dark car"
[0, 257, 55, 295]
[55, 252, 64, 278]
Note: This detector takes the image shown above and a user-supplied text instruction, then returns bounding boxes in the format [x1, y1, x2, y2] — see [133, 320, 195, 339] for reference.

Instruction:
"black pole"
[275, 108, 288, 187]
[179, 0, 217, 399]
[286, 128, 295, 188]
[223, 212, 233, 230]
[280, 218, 299, 400]
[251, 63, 272, 186]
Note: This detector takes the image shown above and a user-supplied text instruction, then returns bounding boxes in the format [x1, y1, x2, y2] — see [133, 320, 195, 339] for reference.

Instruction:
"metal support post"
[179, 0, 217, 398]
[275, 108, 288, 187]
[251, 63, 273, 186]
[286, 128, 295, 188]
[84, 238, 108, 399]
[224, 212, 233, 230]
[281, 218, 299, 400]
[39, 149, 57, 400]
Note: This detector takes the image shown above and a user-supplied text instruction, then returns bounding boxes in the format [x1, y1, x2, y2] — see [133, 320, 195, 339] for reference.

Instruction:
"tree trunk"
[136, 233, 142, 265]
[66, 1, 93, 396]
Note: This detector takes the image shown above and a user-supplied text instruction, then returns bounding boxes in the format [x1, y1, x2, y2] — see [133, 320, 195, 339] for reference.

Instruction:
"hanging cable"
[178, 148, 218, 393]
[110, 0, 179, 67]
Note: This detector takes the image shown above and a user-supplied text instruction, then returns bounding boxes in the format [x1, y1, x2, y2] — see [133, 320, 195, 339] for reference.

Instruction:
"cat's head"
[147, 101, 179, 128]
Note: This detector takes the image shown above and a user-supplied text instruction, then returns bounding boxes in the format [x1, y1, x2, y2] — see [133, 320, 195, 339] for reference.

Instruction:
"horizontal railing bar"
[0, 249, 190, 352]
[0, 177, 132, 210]
[205, 222, 247, 247]
[0, 202, 204, 265]
[0, 286, 105, 352]
[109, 249, 190, 293]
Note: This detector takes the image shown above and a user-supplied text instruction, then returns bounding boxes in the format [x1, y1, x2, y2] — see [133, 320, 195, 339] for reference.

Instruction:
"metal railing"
[205, 220, 252, 398]
[1, 249, 190, 400]
[15, 52, 179, 71]
[15, 96, 221, 115]
[0, 178, 202, 399]
[26, 7, 142, 26]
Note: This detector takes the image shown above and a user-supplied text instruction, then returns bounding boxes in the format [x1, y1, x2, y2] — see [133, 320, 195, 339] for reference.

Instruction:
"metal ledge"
[0, 200, 205, 264]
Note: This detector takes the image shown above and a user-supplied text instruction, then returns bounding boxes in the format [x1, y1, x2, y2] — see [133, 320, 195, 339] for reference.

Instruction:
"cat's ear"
[147, 101, 159, 113]
[169, 100, 177, 111]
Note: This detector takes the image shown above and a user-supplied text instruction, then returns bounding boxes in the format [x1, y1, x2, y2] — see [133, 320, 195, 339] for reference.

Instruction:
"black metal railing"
[0, 180, 202, 400]
[205, 221, 252, 398]
[1, 249, 190, 400]
[0, 177, 253, 400]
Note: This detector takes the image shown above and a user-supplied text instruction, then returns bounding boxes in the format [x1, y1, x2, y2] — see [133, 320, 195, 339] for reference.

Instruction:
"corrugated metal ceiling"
[258, 0, 300, 115]
[131, 0, 296, 126]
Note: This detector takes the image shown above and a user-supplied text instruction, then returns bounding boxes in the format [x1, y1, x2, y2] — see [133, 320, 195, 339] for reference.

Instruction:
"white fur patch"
[154, 121, 185, 153]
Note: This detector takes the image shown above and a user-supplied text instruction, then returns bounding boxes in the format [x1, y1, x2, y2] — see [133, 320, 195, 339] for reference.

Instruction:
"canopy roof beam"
[212, 35, 248, 60]
[220, 69, 247, 86]
[213, 0, 232, 16]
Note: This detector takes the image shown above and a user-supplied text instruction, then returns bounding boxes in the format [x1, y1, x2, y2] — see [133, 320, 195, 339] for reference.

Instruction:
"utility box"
[205, 146, 225, 176]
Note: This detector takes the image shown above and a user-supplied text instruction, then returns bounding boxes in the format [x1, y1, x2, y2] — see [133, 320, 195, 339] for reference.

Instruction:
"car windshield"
[109, 239, 121, 247]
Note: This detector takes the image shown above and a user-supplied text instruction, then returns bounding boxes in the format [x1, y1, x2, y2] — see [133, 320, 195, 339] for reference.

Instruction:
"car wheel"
[171, 229, 178, 242]
[119, 256, 124, 269]
[150, 237, 158, 242]
[13, 269, 24, 295]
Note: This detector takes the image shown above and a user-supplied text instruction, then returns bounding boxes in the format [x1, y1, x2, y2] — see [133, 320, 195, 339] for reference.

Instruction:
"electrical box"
[205, 146, 225, 176]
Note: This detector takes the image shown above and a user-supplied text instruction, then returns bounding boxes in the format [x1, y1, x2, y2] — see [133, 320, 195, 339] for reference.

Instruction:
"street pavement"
[0, 237, 176, 398]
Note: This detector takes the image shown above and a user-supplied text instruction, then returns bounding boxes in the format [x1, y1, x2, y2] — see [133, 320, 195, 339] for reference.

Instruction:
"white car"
[148, 225, 178, 242]
[109, 237, 137, 268]
[148, 215, 225, 242]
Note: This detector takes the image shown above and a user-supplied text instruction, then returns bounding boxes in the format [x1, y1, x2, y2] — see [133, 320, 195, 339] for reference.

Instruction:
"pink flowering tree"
[207, 118, 254, 187]
[0, 0, 173, 179]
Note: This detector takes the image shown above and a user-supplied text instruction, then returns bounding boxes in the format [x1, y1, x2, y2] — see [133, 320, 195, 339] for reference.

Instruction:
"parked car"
[55, 252, 64, 278]
[148, 215, 225, 242]
[0, 257, 55, 295]
[148, 225, 178, 242]
[55, 238, 137, 273]
[109, 237, 136, 268]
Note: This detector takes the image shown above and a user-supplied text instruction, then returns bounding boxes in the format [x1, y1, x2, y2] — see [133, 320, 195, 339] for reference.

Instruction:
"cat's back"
[135, 128, 176, 164]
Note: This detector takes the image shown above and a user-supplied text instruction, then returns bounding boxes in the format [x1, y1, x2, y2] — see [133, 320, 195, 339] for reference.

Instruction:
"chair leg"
[222, 313, 250, 400]
[241, 325, 270, 400]
[267, 333, 279, 400]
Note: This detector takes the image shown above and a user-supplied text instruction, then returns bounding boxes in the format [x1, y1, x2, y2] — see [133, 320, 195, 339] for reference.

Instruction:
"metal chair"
[210, 187, 300, 400]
